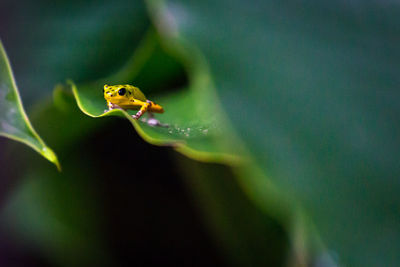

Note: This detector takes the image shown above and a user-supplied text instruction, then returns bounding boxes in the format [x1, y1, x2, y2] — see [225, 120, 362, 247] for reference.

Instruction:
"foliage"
[0, 41, 59, 169]
[1, 0, 399, 266]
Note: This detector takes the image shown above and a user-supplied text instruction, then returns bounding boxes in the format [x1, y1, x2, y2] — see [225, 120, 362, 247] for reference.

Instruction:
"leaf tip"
[41, 147, 61, 172]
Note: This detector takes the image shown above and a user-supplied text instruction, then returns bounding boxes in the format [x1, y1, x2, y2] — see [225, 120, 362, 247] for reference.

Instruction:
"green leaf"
[148, 0, 400, 266]
[71, 31, 242, 165]
[0, 41, 60, 170]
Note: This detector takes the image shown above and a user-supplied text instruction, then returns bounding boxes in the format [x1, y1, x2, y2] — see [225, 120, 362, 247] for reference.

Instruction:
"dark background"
[0, 0, 288, 266]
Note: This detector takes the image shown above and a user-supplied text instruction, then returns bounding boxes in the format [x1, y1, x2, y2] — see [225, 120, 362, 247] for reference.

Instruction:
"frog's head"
[103, 84, 129, 104]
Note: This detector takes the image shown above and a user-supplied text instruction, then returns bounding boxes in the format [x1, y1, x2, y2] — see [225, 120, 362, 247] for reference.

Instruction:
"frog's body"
[103, 84, 164, 120]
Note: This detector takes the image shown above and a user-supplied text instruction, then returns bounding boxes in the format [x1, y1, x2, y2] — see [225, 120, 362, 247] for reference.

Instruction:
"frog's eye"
[118, 88, 126, 96]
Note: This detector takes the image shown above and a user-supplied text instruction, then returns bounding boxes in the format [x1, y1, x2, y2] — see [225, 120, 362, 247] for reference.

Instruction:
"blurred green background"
[0, 0, 399, 266]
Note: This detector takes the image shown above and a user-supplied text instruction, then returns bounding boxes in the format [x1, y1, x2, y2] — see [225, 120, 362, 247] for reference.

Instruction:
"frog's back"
[126, 84, 146, 101]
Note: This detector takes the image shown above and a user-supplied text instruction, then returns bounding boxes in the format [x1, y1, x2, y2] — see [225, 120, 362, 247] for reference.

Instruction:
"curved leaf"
[0, 41, 59, 170]
[71, 31, 242, 165]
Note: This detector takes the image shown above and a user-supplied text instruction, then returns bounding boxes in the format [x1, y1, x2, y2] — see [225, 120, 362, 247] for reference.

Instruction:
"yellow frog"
[103, 84, 166, 126]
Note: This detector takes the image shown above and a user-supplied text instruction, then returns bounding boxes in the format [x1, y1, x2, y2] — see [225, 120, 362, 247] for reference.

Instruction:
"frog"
[103, 84, 167, 126]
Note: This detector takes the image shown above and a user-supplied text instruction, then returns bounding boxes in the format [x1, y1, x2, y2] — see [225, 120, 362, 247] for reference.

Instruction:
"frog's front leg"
[104, 102, 124, 113]
[132, 100, 168, 127]
[132, 100, 151, 120]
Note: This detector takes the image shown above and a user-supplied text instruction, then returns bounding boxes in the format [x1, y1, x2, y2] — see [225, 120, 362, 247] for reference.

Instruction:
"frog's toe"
[147, 118, 159, 126]
[147, 118, 169, 127]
